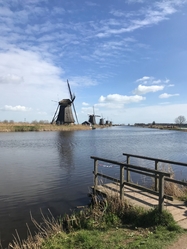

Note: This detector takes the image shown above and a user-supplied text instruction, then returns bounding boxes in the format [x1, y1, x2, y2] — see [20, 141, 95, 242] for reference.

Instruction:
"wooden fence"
[123, 153, 187, 191]
[91, 153, 187, 213]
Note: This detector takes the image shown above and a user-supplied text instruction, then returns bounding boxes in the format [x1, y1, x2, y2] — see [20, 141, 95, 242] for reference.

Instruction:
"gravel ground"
[167, 233, 187, 249]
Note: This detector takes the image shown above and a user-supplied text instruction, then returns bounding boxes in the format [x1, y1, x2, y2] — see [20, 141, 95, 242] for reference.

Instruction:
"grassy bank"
[148, 125, 187, 131]
[0, 123, 92, 132]
[8, 196, 186, 249]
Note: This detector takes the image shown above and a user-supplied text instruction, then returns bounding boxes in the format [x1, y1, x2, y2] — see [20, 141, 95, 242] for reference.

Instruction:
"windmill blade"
[72, 102, 79, 124]
[71, 95, 75, 103]
[67, 79, 79, 124]
[51, 104, 59, 124]
[93, 106, 95, 115]
[67, 79, 75, 102]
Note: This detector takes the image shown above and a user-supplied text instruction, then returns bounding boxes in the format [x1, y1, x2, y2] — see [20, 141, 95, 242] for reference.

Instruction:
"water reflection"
[57, 131, 75, 171]
[0, 127, 187, 247]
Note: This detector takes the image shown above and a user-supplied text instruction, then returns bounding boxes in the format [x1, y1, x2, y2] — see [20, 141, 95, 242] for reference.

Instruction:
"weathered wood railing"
[91, 156, 171, 212]
[123, 153, 187, 192]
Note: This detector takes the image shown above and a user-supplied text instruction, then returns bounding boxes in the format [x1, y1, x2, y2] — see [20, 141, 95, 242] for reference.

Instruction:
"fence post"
[126, 155, 130, 182]
[155, 160, 158, 191]
[120, 164, 124, 201]
[158, 173, 165, 213]
[94, 159, 98, 195]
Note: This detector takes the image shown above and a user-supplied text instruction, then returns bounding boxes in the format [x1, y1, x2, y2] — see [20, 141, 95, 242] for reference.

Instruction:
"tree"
[175, 115, 186, 126]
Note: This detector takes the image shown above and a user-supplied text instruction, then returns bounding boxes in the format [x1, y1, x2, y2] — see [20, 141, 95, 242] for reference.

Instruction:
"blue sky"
[0, 0, 187, 124]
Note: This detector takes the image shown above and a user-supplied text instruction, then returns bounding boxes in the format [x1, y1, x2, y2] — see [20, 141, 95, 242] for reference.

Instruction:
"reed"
[156, 164, 187, 200]
[7, 194, 182, 249]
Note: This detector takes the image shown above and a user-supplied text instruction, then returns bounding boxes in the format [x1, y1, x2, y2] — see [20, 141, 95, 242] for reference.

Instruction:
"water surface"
[0, 126, 187, 247]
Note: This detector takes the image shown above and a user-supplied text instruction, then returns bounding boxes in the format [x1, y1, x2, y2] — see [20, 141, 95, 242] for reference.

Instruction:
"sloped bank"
[0, 123, 92, 132]
[8, 196, 185, 249]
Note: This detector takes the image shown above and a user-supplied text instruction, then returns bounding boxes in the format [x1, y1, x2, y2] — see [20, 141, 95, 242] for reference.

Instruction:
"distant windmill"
[51, 80, 79, 125]
[99, 114, 105, 125]
[88, 106, 100, 125]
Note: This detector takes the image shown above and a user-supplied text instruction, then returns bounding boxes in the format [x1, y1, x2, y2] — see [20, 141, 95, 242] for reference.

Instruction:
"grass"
[0, 123, 92, 132]
[41, 226, 182, 249]
[8, 195, 185, 249]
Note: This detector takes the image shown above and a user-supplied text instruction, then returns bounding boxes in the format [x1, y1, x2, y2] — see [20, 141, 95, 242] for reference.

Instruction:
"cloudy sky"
[0, 0, 187, 124]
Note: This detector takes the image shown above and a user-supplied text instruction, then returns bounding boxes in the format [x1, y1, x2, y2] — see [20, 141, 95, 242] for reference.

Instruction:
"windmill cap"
[59, 99, 72, 105]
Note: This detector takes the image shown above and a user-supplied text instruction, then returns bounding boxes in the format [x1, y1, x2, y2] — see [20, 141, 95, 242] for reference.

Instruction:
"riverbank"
[7, 196, 186, 249]
[0, 123, 93, 132]
[135, 124, 187, 132]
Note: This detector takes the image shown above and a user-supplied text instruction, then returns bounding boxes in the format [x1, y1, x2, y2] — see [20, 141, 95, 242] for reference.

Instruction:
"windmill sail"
[67, 80, 79, 124]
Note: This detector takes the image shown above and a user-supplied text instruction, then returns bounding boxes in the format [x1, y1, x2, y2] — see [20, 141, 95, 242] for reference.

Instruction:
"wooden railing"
[91, 154, 172, 212]
[123, 153, 187, 191]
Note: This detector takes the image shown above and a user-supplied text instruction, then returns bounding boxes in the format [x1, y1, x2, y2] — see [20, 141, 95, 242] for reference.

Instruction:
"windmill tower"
[88, 106, 100, 125]
[99, 118, 105, 125]
[51, 80, 79, 125]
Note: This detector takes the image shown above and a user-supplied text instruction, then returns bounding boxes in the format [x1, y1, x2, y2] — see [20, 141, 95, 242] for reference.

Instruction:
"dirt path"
[167, 233, 187, 249]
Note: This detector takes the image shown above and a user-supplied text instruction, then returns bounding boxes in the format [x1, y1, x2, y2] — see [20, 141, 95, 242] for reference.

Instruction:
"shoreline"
[0, 123, 92, 132]
[134, 124, 187, 132]
[0, 123, 113, 132]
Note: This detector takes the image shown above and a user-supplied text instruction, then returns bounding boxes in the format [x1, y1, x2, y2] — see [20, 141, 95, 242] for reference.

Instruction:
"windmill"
[88, 106, 100, 125]
[51, 80, 79, 125]
[99, 114, 105, 125]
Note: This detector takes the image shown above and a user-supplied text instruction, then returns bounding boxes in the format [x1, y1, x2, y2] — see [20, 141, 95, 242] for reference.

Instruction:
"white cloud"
[1, 105, 31, 112]
[0, 49, 64, 87]
[136, 76, 152, 83]
[136, 76, 165, 85]
[0, 74, 24, 84]
[82, 102, 89, 106]
[97, 1, 187, 37]
[133, 84, 164, 95]
[98, 94, 145, 105]
[152, 80, 161, 84]
[159, 93, 179, 98]
[69, 76, 98, 87]
[165, 79, 170, 83]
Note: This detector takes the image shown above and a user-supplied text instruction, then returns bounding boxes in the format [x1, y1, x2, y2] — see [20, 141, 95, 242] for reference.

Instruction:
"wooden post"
[120, 165, 124, 201]
[94, 159, 98, 195]
[126, 155, 130, 182]
[158, 174, 165, 213]
[155, 160, 158, 191]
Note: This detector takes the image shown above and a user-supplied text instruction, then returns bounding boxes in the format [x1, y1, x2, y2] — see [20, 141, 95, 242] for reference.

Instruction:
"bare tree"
[175, 115, 186, 127]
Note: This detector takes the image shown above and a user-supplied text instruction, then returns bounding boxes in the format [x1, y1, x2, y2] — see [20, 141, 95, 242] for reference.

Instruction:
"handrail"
[91, 155, 171, 212]
[90, 156, 170, 176]
[122, 153, 187, 191]
[122, 153, 187, 167]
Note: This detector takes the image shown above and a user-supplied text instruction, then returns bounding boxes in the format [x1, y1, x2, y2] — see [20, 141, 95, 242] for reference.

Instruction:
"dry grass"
[0, 123, 91, 132]
[7, 195, 129, 249]
[8, 210, 62, 249]
[159, 164, 187, 199]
